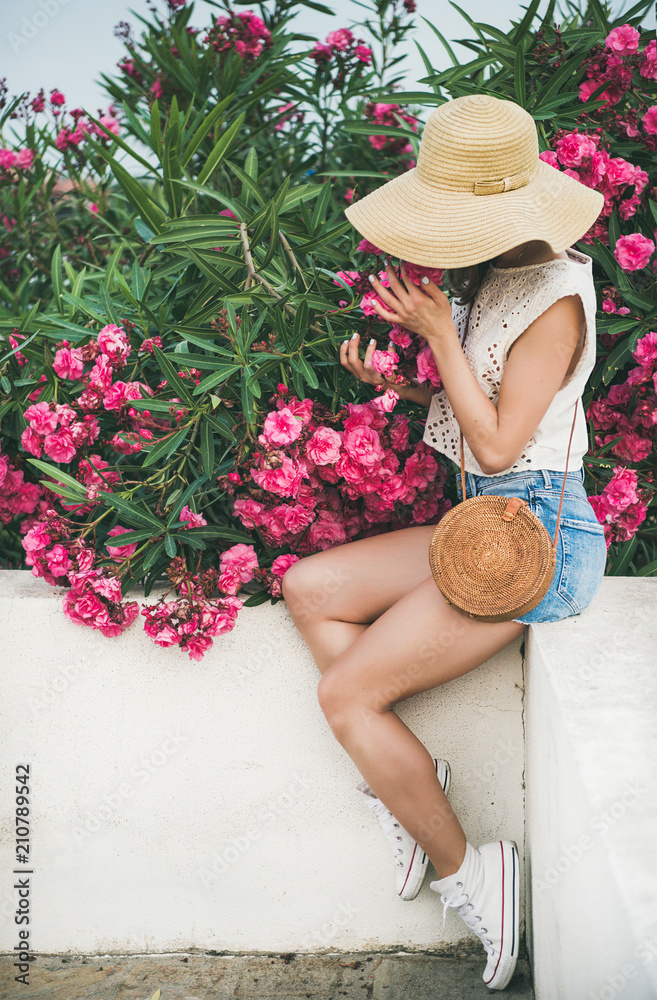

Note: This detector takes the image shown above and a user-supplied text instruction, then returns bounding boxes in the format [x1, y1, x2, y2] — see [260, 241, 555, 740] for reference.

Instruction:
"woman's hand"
[339, 332, 434, 406]
[368, 260, 454, 344]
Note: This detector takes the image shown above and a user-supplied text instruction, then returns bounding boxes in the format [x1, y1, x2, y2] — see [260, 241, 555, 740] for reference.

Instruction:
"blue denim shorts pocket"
[516, 486, 608, 624]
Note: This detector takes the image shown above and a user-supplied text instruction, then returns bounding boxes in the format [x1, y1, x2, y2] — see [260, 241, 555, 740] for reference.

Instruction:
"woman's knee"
[281, 553, 339, 623]
[317, 667, 380, 743]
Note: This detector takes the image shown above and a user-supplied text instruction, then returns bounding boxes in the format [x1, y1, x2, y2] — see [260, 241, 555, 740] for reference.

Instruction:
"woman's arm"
[365, 262, 583, 474]
[424, 295, 584, 473]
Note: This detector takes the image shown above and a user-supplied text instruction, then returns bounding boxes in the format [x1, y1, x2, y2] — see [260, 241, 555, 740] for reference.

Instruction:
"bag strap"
[459, 403, 578, 553]
[457, 299, 581, 553]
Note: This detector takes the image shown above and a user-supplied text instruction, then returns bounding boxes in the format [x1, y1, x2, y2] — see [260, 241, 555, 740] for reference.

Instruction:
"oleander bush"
[0, 0, 655, 658]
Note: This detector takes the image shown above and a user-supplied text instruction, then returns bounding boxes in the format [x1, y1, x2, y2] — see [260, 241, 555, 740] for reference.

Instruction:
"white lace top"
[422, 247, 597, 476]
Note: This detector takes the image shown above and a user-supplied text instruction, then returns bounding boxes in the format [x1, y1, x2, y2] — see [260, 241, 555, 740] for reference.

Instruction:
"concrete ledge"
[0, 571, 525, 955]
[525, 577, 657, 1000]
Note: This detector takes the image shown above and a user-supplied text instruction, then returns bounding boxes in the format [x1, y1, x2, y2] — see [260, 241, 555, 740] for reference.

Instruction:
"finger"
[383, 258, 413, 302]
[363, 337, 377, 368]
[368, 271, 404, 313]
[371, 297, 402, 324]
[340, 335, 357, 372]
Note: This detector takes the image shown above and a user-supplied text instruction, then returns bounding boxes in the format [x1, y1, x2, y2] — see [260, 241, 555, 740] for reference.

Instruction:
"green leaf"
[201, 417, 216, 478]
[293, 351, 319, 389]
[99, 492, 165, 530]
[602, 337, 634, 385]
[180, 93, 234, 166]
[418, 16, 459, 65]
[150, 98, 162, 157]
[85, 111, 160, 177]
[143, 539, 166, 571]
[104, 528, 159, 551]
[513, 44, 526, 107]
[164, 533, 178, 558]
[197, 112, 246, 186]
[193, 364, 242, 395]
[163, 114, 183, 216]
[166, 474, 208, 527]
[27, 459, 87, 495]
[51, 245, 64, 315]
[142, 425, 191, 468]
[607, 535, 638, 576]
[152, 344, 196, 405]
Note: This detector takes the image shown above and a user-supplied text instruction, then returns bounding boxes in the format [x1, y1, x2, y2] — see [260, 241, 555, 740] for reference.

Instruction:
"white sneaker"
[356, 758, 451, 901]
[430, 840, 520, 991]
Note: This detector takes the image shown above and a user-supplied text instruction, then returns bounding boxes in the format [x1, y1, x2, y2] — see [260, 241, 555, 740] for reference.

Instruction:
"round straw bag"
[429, 404, 578, 623]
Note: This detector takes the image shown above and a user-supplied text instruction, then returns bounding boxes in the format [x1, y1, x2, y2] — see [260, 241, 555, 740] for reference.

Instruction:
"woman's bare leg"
[282, 529, 526, 879]
[282, 523, 438, 672]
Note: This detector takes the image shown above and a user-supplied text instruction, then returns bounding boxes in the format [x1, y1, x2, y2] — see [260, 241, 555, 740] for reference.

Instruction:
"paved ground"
[0, 951, 535, 999]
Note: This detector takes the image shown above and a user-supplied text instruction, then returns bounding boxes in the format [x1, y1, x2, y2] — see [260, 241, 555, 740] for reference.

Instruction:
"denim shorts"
[455, 466, 608, 625]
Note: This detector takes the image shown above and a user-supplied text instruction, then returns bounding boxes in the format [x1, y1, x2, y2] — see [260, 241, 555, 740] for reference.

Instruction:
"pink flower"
[371, 348, 398, 379]
[0, 149, 16, 169]
[88, 355, 113, 392]
[97, 323, 130, 362]
[102, 382, 129, 410]
[185, 635, 213, 661]
[415, 345, 442, 388]
[326, 28, 353, 50]
[640, 39, 657, 80]
[179, 504, 207, 529]
[642, 106, 657, 136]
[53, 346, 85, 380]
[310, 42, 333, 62]
[306, 512, 346, 550]
[260, 406, 303, 446]
[97, 115, 120, 136]
[20, 427, 42, 457]
[306, 426, 342, 465]
[605, 25, 640, 56]
[614, 234, 655, 272]
[220, 542, 259, 583]
[50, 90, 66, 105]
[232, 496, 265, 527]
[633, 332, 657, 367]
[14, 149, 34, 170]
[24, 401, 58, 435]
[371, 388, 400, 412]
[389, 325, 412, 349]
[539, 150, 559, 169]
[354, 45, 373, 64]
[46, 544, 72, 578]
[343, 425, 385, 467]
[43, 428, 76, 464]
[106, 526, 138, 558]
[555, 132, 598, 167]
[251, 456, 304, 497]
[604, 466, 639, 512]
[271, 553, 301, 577]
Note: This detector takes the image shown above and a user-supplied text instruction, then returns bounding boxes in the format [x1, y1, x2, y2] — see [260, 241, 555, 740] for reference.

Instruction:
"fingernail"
[342, 339, 348, 346]
[369, 338, 376, 345]
[421, 276, 430, 285]
[368, 274, 375, 284]
[351, 332, 358, 340]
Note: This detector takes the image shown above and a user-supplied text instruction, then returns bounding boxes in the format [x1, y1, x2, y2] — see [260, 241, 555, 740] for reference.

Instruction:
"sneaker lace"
[359, 790, 405, 864]
[440, 890, 496, 956]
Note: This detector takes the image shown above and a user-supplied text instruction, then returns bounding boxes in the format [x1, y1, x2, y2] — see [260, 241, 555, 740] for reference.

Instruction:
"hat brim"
[343, 159, 604, 269]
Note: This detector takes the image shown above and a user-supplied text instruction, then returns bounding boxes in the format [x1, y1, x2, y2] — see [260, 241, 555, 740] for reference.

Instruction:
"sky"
[1, 0, 652, 132]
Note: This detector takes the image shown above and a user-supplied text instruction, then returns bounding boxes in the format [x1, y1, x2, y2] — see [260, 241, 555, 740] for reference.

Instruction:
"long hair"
[445, 259, 494, 306]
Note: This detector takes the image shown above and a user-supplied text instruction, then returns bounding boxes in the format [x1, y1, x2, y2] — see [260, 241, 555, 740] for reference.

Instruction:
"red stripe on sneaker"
[484, 842, 505, 986]
[399, 842, 419, 896]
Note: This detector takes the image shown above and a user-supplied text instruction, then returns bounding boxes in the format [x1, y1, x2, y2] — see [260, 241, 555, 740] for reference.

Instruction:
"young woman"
[281, 94, 608, 991]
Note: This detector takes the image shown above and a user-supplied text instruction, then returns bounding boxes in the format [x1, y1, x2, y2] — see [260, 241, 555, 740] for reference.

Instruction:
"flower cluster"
[589, 466, 650, 548]
[19, 323, 161, 468]
[226, 388, 450, 560]
[310, 27, 373, 67]
[363, 102, 417, 168]
[142, 557, 245, 660]
[22, 513, 140, 635]
[0, 451, 41, 525]
[203, 10, 272, 61]
[540, 130, 648, 246]
[586, 330, 657, 472]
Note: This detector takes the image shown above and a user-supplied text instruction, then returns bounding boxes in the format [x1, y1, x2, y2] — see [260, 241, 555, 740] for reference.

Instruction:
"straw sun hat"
[343, 93, 604, 269]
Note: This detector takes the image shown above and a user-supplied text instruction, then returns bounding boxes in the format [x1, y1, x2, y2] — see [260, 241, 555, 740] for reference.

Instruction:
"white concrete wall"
[0, 570, 525, 955]
[525, 577, 657, 1000]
